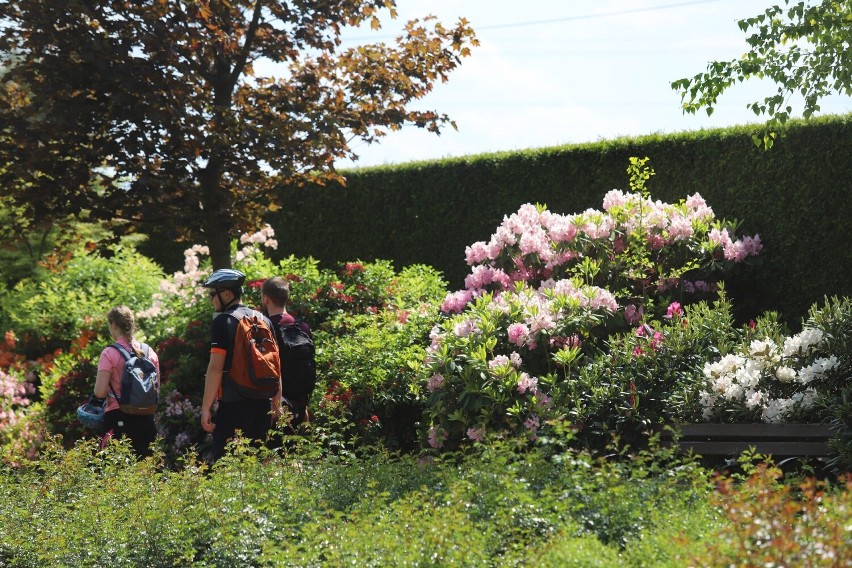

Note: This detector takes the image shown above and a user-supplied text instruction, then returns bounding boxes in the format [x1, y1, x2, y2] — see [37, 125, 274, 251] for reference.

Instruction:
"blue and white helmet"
[77, 401, 105, 431]
[202, 269, 246, 291]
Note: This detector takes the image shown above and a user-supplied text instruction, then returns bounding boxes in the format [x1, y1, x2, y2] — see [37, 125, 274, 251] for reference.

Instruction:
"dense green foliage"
[1, 184, 850, 469]
[268, 114, 852, 325]
[0, 440, 848, 567]
[0, 245, 164, 355]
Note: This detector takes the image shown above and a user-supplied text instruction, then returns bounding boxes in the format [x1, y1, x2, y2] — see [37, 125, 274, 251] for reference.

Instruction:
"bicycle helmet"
[77, 400, 105, 431]
[202, 269, 246, 289]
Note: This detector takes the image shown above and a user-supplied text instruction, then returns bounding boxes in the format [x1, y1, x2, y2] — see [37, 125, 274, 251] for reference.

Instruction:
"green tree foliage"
[0, 1, 478, 267]
[672, 0, 852, 147]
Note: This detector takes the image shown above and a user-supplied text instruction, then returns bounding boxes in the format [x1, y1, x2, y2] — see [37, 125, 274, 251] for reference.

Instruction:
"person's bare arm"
[201, 351, 226, 433]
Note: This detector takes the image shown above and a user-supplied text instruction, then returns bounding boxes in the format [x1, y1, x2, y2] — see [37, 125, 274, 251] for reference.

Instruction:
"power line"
[478, 0, 725, 30]
[342, 0, 726, 42]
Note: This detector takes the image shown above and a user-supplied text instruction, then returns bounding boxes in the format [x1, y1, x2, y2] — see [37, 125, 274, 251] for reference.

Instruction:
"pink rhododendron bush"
[420, 158, 775, 450]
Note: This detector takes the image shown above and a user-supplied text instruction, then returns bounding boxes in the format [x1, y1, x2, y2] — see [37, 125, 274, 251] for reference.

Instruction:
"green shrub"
[312, 307, 441, 451]
[564, 296, 740, 447]
[3, 436, 848, 567]
[0, 245, 164, 355]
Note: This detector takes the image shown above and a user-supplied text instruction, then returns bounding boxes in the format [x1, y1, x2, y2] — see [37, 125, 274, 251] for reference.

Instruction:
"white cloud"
[337, 0, 852, 168]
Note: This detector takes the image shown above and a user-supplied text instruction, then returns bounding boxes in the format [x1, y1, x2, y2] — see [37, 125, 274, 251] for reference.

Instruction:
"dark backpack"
[276, 320, 317, 399]
[226, 308, 282, 400]
[110, 343, 159, 415]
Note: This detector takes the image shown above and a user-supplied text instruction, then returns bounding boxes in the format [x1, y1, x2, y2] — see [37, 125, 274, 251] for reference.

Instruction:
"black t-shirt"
[268, 312, 313, 400]
[211, 304, 276, 401]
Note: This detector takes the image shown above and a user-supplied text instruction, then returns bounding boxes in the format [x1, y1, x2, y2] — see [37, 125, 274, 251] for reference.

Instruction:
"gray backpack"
[109, 343, 160, 415]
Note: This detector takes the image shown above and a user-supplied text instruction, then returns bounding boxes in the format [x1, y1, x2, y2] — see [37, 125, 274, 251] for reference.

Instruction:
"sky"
[333, 0, 852, 169]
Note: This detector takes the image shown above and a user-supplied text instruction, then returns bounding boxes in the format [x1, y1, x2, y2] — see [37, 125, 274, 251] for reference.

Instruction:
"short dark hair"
[261, 277, 290, 307]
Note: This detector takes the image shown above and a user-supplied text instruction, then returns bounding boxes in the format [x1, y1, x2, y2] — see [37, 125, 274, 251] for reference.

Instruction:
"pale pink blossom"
[426, 374, 445, 392]
[464, 265, 495, 290]
[453, 319, 478, 338]
[441, 289, 477, 314]
[524, 415, 540, 432]
[685, 193, 714, 220]
[466, 427, 486, 442]
[516, 373, 538, 395]
[507, 323, 530, 347]
[465, 241, 490, 265]
[510, 352, 523, 367]
[545, 216, 578, 244]
[667, 214, 694, 241]
[602, 189, 628, 210]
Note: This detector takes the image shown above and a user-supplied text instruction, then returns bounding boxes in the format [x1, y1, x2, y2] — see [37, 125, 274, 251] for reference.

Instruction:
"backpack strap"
[107, 343, 130, 401]
[110, 342, 132, 361]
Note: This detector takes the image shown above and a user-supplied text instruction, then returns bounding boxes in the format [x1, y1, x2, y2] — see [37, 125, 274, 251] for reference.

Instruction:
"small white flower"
[776, 366, 797, 383]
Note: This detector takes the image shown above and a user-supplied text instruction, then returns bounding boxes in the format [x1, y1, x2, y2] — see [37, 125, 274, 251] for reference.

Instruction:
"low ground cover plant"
[0, 439, 848, 567]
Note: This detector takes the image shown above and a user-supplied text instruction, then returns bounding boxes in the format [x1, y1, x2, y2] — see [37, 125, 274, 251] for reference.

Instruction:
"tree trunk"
[199, 148, 232, 269]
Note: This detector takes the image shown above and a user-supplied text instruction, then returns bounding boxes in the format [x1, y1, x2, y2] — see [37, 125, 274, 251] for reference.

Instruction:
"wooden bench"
[659, 423, 835, 458]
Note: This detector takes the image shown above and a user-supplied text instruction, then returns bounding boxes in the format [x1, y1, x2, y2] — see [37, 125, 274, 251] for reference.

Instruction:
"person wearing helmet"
[200, 268, 281, 462]
[90, 305, 160, 457]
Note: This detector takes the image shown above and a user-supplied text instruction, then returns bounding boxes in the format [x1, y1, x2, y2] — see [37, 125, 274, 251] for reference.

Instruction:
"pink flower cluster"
[163, 389, 198, 418]
[0, 369, 34, 428]
[488, 353, 522, 369]
[450, 191, 762, 320]
[428, 426, 449, 449]
[466, 427, 486, 442]
[516, 373, 538, 395]
[441, 289, 479, 314]
[709, 228, 763, 262]
[664, 302, 683, 319]
[426, 373, 445, 392]
[507, 323, 530, 347]
[633, 324, 664, 356]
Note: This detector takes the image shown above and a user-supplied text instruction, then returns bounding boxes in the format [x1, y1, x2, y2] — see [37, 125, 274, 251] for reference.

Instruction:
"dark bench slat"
[675, 423, 833, 439]
[656, 424, 839, 458]
[680, 441, 832, 457]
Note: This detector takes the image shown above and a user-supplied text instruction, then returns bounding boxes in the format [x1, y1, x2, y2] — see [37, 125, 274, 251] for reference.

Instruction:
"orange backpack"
[224, 308, 281, 399]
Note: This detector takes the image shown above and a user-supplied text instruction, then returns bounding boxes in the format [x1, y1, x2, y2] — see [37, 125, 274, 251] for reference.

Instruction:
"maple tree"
[0, 1, 477, 267]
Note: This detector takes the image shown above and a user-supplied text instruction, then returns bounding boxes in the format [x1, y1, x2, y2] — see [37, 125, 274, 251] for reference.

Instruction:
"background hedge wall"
[265, 114, 851, 325]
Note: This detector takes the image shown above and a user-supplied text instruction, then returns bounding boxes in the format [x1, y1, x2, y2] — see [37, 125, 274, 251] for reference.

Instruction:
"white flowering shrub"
[137, 224, 281, 338]
[699, 328, 839, 423]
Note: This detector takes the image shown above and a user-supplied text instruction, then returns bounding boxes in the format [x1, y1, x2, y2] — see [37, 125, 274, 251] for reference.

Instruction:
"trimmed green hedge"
[270, 114, 852, 325]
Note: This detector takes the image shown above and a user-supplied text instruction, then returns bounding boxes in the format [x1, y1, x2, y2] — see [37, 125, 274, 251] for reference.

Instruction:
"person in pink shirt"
[90, 305, 160, 458]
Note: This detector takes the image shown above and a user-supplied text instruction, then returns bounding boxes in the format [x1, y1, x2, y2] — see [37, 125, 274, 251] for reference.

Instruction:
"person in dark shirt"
[261, 276, 314, 431]
[200, 269, 281, 462]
